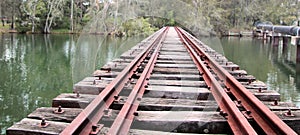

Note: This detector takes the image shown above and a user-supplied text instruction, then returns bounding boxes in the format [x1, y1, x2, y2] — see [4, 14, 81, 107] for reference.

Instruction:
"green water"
[202, 37, 300, 107]
[0, 34, 143, 134]
[1, 34, 300, 134]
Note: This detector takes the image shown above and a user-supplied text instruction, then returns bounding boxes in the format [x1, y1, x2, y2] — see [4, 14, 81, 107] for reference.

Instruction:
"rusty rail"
[175, 27, 297, 134]
[107, 27, 169, 134]
[175, 27, 256, 134]
[61, 27, 168, 135]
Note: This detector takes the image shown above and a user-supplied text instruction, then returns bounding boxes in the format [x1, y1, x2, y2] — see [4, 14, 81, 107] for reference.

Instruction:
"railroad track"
[7, 27, 298, 135]
[175, 27, 296, 134]
[62, 27, 296, 134]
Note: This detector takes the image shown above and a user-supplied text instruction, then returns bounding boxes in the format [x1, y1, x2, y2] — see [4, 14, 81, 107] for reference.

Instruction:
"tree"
[44, 0, 66, 33]
[1, 0, 22, 29]
[21, 0, 40, 32]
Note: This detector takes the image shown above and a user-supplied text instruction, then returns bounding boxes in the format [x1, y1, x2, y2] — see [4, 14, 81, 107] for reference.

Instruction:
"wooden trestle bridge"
[7, 27, 300, 134]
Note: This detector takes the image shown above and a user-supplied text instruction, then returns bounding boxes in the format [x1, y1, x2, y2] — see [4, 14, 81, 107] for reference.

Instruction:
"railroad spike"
[90, 124, 103, 135]
[107, 67, 111, 73]
[39, 118, 49, 128]
[273, 99, 279, 106]
[113, 95, 120, 103]
[133, 112, 139, 116]
[219, 110, 224, 115]
[54, 106, 64, 114]
[92, 125, 97, 132]
[242, 110, 253, 119]
[114, 95, 119, 100]
[246, 110, 251, 115]
[76, 91, 80, 98]
[237, 100, 242, 104]
[248, 79, 252, 84]
[285, 109, 295, 117]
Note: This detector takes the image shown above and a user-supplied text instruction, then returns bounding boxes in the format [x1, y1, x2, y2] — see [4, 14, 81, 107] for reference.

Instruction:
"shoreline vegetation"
[0, 24, 255, 37]
[0, 0, 298, 37]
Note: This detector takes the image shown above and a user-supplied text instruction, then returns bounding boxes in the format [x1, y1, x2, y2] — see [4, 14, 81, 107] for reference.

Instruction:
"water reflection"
[202, 37, 300, 107]
[0, 34, 143, 134]
[0, 34, 75, 134]
[72, 35, 144, 83]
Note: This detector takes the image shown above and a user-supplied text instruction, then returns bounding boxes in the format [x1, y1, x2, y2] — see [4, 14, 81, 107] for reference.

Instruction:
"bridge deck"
[7, 27, 300, 135]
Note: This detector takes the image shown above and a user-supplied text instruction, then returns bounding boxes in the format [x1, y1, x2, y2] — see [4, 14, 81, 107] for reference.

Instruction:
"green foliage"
[5, 0, 300, 35]
[120, 17, 158, 37]
[15, 24, 31, 33]
[51, 29, 70, 33]
[54, 17, 70, 29]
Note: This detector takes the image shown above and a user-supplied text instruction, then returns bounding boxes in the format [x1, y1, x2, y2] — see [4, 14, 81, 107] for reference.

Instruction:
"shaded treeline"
[0, 0, 299, 35]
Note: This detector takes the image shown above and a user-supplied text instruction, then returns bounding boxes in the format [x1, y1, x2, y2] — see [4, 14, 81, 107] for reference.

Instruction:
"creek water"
[0, 34, 143, 134]
[0, 34, 299, 134]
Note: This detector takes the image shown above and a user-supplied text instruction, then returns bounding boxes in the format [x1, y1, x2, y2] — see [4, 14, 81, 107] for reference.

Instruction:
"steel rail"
[107, 27, 169, 135]
[60, 28, 168, 135]
[175, 27, 257, 134]
[176, 27, 297, 134]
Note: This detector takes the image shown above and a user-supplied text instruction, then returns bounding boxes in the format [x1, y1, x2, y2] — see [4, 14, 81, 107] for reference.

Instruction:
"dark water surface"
[0, 34, 143, 134]
[1, 34, 300, 134]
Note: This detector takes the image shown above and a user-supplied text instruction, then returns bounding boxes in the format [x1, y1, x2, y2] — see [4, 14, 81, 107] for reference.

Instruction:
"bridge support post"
[272, 36, 280, 46]
[297, 45, 300, 63]
[282, 36, 289, 55]
[296, 63, 300, 89]
[283, 36, 289, 45]
[297, 38, 300, 63]
[272, 32, 281, 46]
[263, 31, 267, 40]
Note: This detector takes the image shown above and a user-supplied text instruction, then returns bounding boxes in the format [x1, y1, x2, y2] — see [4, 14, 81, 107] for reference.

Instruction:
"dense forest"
[0, 0, 299, 36]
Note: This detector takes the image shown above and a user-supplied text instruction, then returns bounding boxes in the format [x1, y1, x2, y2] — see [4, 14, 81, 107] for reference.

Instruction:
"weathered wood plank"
[274, 110, 300, 134]
[111, 97, 218, 111]
[155, 64, 197, 69]
[6, 118, 69, 135]
[27, 107, 82, 123]
[73, 82, 105, 95]
[158, 55, 192, 61]
[149, 80, 207, 87]
[156, 60, 194, 64]
[222, 64, 239, 71]
[101, 111, 229, 134]
[228, 70, 248, 76]
[9, 110, 299, 135]
[264, 102, 300, 111]
[153, 68, 200, 74]
[234, 75, 256, 82]
[145, 86, 210, 100]
[242, 81, 268, 90]
[249, 89, 280, 101]
[100, 127, 202, 135]
[150, 74, 202, 81]
[52, 93, 97, 108]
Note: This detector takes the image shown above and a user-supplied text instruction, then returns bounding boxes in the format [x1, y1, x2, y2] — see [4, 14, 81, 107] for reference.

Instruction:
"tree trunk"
[31, 1, 37, 33]
[70, 0, 74, 33]
[44, 0, 54, 33]
[11, 15, 14, 29]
